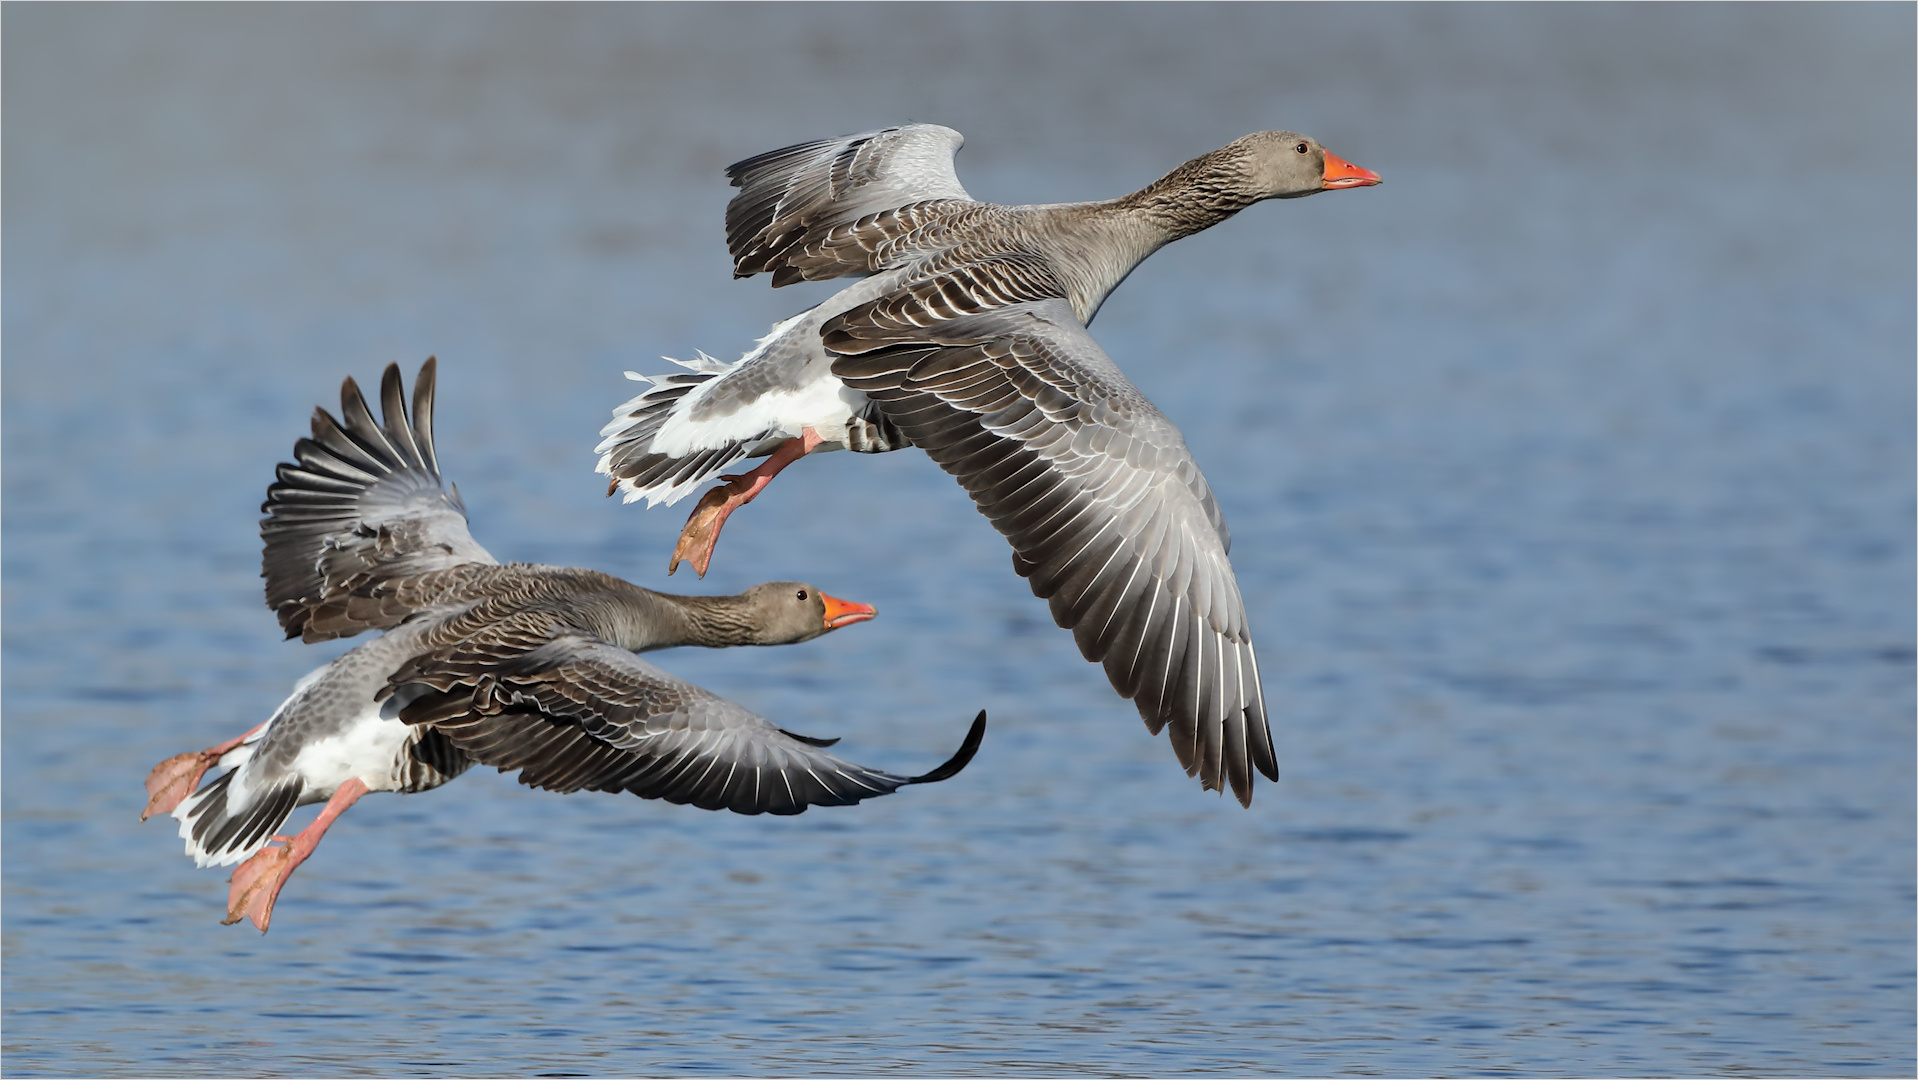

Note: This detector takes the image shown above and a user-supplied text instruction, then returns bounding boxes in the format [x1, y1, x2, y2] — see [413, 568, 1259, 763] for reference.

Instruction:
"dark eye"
[796, 589, 809, 601]
[1295, 142, 1310, 154]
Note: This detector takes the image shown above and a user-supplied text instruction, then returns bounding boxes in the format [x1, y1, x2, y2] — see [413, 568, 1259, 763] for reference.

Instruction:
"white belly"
[232, 626, 431, 808]
[284, 701, 417, 798]
[647, 328, 860, 457]
[645, 271, 909, 459]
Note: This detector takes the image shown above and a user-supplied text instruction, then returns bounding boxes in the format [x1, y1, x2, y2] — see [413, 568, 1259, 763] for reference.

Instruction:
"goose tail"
[595, 353, 768, 508]
[173, 763, 302, 869]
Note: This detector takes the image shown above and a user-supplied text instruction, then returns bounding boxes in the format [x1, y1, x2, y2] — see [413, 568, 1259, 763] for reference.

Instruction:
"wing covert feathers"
[384, 623, 985, 815]
[261, 359, 497, 643]
[824, 250, 1069, 346]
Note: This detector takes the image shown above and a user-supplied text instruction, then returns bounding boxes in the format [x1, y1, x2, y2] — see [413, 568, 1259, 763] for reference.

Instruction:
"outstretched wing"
[261, 359, 496, 642]
[829, 299, 1274, 804]
[384, 616, 986, 816]
[726, 123, 973, 285]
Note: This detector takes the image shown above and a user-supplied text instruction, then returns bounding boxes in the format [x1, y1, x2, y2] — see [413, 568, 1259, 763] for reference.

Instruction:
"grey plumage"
[597, 359, 782, 505]
[833, 300, 1274, 799]
[599, 125, 1379, 805]
[263, 358, 496, 642]
[386, 628, 984, 815]
[726, 124, 972, 285]
[173, 360, 985, 873]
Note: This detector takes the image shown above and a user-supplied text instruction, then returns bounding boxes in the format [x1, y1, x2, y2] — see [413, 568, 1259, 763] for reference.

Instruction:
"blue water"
[5, 5, 1912, 1075]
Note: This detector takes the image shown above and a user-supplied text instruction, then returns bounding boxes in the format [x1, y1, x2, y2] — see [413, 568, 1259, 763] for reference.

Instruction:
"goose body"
[598, 125, 1380, 805]
[146, 360, 984, 931]
[170, 623, 461, 872]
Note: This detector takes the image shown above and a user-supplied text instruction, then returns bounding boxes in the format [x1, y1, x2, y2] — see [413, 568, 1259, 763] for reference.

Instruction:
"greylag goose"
[144, 359, 985, 932]
[597, 126, 1379, 805]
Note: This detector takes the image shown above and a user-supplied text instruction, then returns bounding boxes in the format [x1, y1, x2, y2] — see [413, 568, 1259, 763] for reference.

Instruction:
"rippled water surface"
[5, 5, 1913, 1076]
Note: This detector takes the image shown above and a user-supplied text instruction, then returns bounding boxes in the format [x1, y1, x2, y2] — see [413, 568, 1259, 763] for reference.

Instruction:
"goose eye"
[1295, 142, 1309, 154]
[796, 589, 809, 601]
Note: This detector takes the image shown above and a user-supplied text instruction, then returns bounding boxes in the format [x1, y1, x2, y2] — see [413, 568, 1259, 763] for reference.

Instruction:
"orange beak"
[819, 592, 877, 630]
[1321, 150, 1382, 190]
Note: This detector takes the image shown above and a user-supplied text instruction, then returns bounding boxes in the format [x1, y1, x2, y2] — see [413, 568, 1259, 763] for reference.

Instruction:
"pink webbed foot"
[665, 429, 823, 578]
[224, 842, 297, 932]
[219, 778, 368, 933]
[668, 481, 742, 579]
[143, 722, 266, 821]
[143, 751, 216, 820]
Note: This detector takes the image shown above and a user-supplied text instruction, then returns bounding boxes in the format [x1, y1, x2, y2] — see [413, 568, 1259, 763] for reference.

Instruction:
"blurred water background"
[4, 4, 1912, 1076]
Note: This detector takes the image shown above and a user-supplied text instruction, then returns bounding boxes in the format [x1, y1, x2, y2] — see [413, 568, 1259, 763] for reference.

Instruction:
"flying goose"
[144, 359, 985, 932]
[596, 126, 1379, 805]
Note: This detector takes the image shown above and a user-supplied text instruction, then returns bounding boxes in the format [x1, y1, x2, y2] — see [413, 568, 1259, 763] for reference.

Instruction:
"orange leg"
[224, 777, 369, 933]
[142, 722, 267, 821]
[668, 428, 824, 577]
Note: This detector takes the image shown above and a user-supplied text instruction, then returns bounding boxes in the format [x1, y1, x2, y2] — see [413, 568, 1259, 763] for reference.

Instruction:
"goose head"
[738, 581, 876, 644]
[1119, 130, 1382, 242]
[1231, 130, 1383, 201]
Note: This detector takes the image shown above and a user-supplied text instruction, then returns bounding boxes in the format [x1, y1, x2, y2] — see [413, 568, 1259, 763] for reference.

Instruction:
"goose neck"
[1111, 147, 1264, 241]
[601, 588, 758, 652]
[1047, 152, 1258, 323]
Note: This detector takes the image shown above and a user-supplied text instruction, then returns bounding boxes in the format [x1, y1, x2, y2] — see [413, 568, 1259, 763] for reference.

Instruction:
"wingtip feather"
[907, 711, 987, 786]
